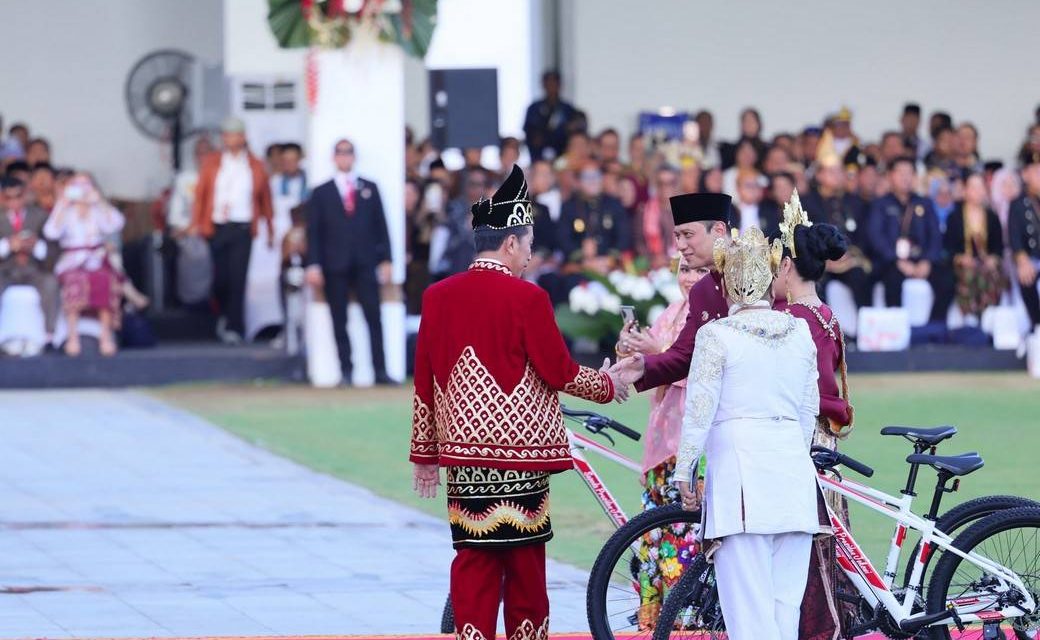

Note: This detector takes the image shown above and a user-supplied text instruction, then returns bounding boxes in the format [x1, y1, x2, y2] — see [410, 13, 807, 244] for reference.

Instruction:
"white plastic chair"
[0, 285, 46, 356]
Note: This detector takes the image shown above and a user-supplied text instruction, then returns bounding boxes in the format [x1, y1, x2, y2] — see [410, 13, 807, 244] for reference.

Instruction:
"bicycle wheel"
[652, 553, 726, 640]
[441, 594, 454, 634]
[904, 495, 1040, 589]
[586, 504, 703, 640]
[924, 507, 1040, 640]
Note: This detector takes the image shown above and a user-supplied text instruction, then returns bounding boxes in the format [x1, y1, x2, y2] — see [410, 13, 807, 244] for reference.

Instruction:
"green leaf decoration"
[266, 0, 438, 59]
[267, 0, 311, 49]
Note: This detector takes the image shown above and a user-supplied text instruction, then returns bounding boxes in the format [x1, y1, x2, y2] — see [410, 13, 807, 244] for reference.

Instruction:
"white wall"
[563, 0, 1039, 163]
[425, 0, 538, 139]
[0, 0, 223, 199]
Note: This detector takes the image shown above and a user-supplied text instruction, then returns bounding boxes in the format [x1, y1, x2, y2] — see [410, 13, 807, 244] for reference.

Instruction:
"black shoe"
[375, 372, 400, 386]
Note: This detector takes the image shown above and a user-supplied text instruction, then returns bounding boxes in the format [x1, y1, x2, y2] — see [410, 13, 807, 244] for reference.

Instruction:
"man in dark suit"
[803, 157, 874, 309]
[305, 139, 395, 385]
[866, 156, 953, 323]
[556, 162, 632, 267]
[0, 176, 58, 338]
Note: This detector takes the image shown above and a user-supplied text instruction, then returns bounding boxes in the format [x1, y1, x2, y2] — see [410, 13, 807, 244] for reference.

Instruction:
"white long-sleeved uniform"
[675, 308, 820, 538]
[675, 307, 821, 640]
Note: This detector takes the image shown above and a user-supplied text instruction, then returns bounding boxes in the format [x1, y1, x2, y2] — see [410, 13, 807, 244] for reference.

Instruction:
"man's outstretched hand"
[601, 357, 635, 403]
[611, 354, 646, 389]
[413, 464, 440, 499]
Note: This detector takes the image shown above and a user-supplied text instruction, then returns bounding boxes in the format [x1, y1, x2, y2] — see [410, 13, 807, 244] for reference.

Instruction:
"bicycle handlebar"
[811, 445, 874, 478]
[561, 406, 641, 442]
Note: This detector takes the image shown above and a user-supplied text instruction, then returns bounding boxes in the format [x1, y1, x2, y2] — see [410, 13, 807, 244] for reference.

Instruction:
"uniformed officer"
[1008, 154, 1040, 327]
[556, 161, 632, 268]
[866, 156, 954, 323]
[803, 154, 873, 310]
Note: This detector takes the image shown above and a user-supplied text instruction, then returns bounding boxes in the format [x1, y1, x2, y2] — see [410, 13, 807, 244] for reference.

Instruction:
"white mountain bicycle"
[653, 437, 1040, 639]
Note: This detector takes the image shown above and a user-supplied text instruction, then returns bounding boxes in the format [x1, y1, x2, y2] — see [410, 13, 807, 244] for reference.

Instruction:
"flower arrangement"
[555, 267, 682, 343]
[267, 0, 437, 58]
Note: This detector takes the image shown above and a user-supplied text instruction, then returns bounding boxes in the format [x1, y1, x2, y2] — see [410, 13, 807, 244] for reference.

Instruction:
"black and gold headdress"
[471, 164, 535, 230]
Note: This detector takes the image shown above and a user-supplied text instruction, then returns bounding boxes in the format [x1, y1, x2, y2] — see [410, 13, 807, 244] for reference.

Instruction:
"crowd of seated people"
[0, 118, 153, 357]
[6, 78, 1040, 359]
[404, 75, 1040, 342]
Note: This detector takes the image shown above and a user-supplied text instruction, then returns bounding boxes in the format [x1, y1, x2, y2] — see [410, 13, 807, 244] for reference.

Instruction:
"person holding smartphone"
[43, 174, 125, 356]
[614, 255, 709, 628]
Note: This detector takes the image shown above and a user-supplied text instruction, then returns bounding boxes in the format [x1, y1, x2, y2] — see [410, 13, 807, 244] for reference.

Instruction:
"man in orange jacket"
[191, 117, 273, 343]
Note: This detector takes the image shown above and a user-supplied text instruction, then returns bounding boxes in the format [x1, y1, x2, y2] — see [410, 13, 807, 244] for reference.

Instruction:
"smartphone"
[620, 305, 637, 328]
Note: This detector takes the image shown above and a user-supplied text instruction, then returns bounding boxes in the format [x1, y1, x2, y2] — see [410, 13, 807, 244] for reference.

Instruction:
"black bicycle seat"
[880, 425, 957, 446]
[905, 452, 984, 477]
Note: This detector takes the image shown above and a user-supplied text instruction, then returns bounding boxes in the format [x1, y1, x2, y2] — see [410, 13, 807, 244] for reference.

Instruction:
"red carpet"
[78, 632, 1034, 640]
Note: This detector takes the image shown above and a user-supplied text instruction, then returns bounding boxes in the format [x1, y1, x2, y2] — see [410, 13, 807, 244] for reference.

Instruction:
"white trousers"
[713, 531, 813, 640]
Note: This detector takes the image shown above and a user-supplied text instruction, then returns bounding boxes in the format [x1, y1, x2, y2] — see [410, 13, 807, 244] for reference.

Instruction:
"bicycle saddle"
[905, 452, 984, 476]
[880, 425, 957, 445]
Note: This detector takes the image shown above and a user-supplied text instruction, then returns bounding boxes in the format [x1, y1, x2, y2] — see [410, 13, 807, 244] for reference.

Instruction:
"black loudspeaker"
[429, 68, 499, 149]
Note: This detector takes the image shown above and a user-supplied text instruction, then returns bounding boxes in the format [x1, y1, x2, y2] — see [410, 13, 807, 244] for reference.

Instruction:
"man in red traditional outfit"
[409, 165, 627, 640]
[615, 193, 733, 391]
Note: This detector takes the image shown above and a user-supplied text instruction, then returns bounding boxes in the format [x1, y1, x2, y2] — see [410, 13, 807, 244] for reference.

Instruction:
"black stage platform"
[0, 306, 1026, 388]
[0, 342, 305, 389]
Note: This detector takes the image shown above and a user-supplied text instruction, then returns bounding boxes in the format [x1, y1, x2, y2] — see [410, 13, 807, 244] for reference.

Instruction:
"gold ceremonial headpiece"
[713, 226, 783, 306]
[778, 188, 812, 258]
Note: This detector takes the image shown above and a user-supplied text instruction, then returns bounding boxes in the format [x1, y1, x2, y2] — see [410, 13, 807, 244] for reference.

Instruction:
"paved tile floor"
[0, 390, 589, 637]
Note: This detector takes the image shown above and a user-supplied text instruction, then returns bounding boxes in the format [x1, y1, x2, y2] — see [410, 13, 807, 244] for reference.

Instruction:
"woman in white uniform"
[674, 225, 821, 640]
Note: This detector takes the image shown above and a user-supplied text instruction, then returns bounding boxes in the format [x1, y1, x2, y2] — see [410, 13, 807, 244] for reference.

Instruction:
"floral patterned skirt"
[636, 458, 702, 630]
[954, 259, 1007, 317]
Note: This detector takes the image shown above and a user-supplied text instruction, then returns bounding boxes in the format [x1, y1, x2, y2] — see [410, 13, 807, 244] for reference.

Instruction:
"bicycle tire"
[587, 504, 702, 640]
[903, 495, 1040, 589]
[924, 506, 1040, 640]
[441, 594, 454, 634]
[652, 553, 725, 640]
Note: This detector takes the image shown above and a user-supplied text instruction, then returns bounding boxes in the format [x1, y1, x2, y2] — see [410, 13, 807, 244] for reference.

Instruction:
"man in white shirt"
[191, 117, 274, 343]
[735, 171, 765, 233]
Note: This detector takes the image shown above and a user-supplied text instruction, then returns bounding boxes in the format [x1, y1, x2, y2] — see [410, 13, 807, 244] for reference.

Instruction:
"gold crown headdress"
[713, 226, 782, 306]
[778, 188, 812, 258]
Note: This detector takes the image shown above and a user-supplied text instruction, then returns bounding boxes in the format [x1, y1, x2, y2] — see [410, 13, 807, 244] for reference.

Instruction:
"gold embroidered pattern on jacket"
[409, 394, 437, 459]
[562, 365, 613, 403]
[433, 347, 570, 465]
[446, 467, 550, 496]
[448, 495, 550, 536]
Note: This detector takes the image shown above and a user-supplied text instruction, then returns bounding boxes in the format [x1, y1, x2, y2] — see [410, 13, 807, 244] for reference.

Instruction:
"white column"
[308, 28, 407, 386]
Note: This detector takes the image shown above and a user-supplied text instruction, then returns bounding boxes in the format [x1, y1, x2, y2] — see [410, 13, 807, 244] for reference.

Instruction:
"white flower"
[607, 271, 625, 287]
[660, 283, 684, 304]
[601, 293, 622, 315]
[631, 278, 656, 302]
[647, 305, 666, 326]
[614, 275, 634, 296]
[569, 286, 592, 315]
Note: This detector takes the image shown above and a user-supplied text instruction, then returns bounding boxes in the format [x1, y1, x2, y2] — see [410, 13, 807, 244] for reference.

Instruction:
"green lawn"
[155, 372, 1040, 571]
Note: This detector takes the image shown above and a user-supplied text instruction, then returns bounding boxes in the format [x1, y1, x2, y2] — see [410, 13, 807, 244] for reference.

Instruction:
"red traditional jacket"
[636, 270, 728, 391]
[775, 301, 853, 428]
[409, 258, 615, 472]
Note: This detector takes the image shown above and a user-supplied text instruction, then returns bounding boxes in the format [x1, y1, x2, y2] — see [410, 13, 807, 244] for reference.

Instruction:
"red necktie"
[342, 181, 356, 216]
[10, 209, 24, 233]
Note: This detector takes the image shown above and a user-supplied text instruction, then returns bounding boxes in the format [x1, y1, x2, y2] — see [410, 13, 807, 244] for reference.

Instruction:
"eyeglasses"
[335, 148, 355, 156]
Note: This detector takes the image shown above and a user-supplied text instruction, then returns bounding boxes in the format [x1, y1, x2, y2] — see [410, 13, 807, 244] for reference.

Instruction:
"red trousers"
[450, 544, 549, 640]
